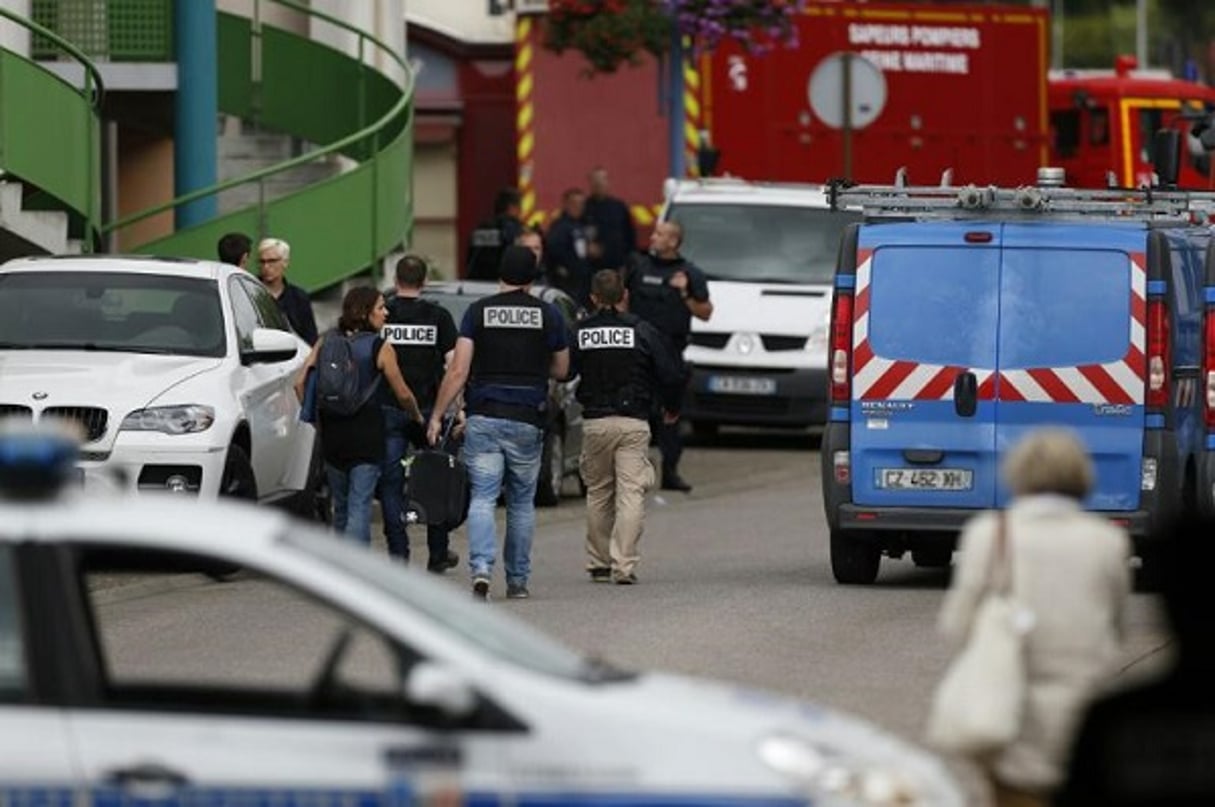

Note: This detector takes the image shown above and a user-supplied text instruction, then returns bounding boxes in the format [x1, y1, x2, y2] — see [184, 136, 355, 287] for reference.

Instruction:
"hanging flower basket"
[666, 0, 806, 55]
[544, 0, 672, 74]
[543, 0, 805, 75]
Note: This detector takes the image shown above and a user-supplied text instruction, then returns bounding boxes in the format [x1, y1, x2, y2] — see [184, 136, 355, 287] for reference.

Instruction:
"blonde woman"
[937, 428, 1132, 806]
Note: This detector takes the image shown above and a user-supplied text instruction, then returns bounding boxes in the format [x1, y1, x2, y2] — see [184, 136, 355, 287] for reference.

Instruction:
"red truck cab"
[1049, 55, 1215, 189]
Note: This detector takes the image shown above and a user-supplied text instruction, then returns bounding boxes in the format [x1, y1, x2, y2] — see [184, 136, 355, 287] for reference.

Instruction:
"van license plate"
[707, 376, 777, 395]
[878, 468, 973, 491]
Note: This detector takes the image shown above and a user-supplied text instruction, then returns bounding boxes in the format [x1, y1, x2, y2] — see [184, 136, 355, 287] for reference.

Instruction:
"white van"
[661, 178, 862, 435]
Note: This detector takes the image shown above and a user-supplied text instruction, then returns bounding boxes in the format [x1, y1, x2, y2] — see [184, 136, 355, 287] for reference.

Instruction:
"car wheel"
[290, 444, 332, 525]
[535, 428, 563, 507]
[210, 445, 257, 581]
[830, 529, 881, 585]
[221, 444, 257, 500]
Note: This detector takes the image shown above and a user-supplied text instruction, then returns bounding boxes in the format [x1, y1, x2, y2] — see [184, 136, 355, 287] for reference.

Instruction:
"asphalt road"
[479, 428, 1172, 744]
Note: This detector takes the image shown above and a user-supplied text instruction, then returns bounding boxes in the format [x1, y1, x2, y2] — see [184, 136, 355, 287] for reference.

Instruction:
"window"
[1051, 110, 1080, 158]
[999, 249, 1130, 369]
[0, 548, 25, 699]
[81, 548, 410, 719]
[670, 204, 861, 285]
[867, 245, 999, 368]
[0, 272, 225, 357]
[1138, 108, 1165, 164]
[239, 278, 292, 333]
[227, 278, 261, 352]
[1089, 107, 1110, 146]
[287, 531, 626, 684]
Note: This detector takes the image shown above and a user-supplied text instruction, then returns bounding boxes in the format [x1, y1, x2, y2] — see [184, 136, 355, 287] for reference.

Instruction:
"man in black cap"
[428, 245, 570, 601]
[466, 188, 524, 281]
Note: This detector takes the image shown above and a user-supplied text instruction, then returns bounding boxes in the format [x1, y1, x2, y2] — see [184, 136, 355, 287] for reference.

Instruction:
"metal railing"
[103, 0, 414, 288]
[0, 6, 104, 249]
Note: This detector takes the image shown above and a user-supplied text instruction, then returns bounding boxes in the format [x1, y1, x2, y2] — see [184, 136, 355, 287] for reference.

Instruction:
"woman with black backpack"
[296, 286, 423, 546]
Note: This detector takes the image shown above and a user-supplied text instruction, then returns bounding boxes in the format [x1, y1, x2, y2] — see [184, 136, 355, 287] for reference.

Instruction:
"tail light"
[1205, 309, 1215, 428]
[1146, 298, 1170, 408]
[830, 291, 854, 404]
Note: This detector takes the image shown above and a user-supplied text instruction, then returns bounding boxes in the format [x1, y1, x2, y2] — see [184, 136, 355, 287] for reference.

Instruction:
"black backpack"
[315, 331, 381, 416]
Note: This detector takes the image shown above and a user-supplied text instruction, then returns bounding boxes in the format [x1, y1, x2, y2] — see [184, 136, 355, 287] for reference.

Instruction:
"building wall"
[456, 56, 515, 272]
[115, 126, 174, 251]
[406, 0, 511, 46]
[412, 140, 458, 278]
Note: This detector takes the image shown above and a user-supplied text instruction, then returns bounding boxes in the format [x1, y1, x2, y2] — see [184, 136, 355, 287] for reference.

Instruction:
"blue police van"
[820, 169, 1215, 584]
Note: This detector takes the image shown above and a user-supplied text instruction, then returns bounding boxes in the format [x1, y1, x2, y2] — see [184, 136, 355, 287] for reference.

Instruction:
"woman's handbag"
[925, 512, 1034, 755]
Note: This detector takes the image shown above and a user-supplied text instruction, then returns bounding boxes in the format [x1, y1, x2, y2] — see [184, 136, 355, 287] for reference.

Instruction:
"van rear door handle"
[954, 371, 978, 417]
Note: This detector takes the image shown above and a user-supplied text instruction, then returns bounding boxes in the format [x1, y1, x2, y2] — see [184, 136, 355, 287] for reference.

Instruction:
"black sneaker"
[613, 573, 638, 585]
[427, 550, 460, 574]
[506, 583, 530, 599]
[472, 577, 490, 600]
[589, 567, 611, 583]
[661, 473, 693, 492]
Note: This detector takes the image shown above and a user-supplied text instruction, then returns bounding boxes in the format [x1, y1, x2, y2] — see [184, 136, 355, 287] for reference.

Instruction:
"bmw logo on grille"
[32, 391, 48, 400]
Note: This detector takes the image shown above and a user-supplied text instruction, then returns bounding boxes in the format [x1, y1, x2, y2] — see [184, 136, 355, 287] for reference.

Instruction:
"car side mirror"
[403, 661, 477, 719]
[242, 327, 299, 365]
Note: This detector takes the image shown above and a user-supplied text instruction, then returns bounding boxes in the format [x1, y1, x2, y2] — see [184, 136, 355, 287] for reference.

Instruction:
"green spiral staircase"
[0, 0, 413, 292]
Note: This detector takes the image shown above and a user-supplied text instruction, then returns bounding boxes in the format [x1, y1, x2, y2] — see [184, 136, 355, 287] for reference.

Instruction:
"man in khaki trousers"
[574, 270, 683, 584]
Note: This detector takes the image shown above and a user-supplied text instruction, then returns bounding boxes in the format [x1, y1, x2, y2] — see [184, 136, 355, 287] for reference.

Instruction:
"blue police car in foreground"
[0, 425, 967, 806]
[822, 167, 1215, 584]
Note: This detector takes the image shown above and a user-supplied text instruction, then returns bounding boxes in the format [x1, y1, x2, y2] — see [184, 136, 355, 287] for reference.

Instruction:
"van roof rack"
[827, 179, 1215, 224]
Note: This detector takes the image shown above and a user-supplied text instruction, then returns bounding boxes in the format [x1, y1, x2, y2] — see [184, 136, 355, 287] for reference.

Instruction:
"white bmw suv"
[0, 255, 318, 505]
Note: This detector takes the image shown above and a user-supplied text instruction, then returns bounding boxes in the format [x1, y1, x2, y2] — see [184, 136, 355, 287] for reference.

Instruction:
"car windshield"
[0, 271, 226, 357]
[284, 530, 632, 684]
[670, 203, 862, 285]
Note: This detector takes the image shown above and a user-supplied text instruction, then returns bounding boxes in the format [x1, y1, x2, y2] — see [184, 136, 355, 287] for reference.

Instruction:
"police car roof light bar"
[827, 179, 1215, 223]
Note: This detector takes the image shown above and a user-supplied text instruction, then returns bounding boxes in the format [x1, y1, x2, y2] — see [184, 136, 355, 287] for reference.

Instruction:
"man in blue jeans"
[379, 255, 460, 571]
[428, 245, 570, 600]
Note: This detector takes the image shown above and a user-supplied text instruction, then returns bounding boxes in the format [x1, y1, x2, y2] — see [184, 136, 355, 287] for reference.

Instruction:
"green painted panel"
[375, 120, 412, 256]
[0, 50, 96, 220]
[217, 13, 253, 120]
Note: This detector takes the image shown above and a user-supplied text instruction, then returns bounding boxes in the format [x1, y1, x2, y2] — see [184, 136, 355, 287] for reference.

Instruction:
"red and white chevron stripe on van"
[851, 249, 1147, 404]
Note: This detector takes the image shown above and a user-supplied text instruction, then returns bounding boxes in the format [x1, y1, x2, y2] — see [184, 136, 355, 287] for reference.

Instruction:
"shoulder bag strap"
[987, 510, 1013, 596]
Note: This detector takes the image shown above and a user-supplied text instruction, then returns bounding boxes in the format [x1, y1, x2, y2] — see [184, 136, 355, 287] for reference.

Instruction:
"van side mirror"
[1153, 130, 1181, 187]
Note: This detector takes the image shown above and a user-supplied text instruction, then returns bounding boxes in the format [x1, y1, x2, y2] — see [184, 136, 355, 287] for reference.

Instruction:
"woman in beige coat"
[937, 428, 1132, 807]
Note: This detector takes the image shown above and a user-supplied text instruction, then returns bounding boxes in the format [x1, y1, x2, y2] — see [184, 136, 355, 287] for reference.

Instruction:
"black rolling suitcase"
[404, 420, 469, 531]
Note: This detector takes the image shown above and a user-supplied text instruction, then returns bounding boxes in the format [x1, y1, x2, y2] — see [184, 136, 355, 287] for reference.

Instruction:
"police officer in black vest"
[574, 269, 682, 584]
[428, 245, 570, 601]
[466, 188, 524, 281]
[626, 220, 713, 492]
[379, 255, 459, 572]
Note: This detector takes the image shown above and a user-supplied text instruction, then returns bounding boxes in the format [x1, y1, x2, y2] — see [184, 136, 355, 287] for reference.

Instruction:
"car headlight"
[120, 405, 215, 435]
[757, 734, 926, 805]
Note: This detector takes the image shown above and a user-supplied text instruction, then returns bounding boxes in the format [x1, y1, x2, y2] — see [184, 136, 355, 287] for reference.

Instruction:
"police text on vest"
[579, 327, 635, 349]
[484, 306, 542, 329]
[382, 324, 438, 345]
